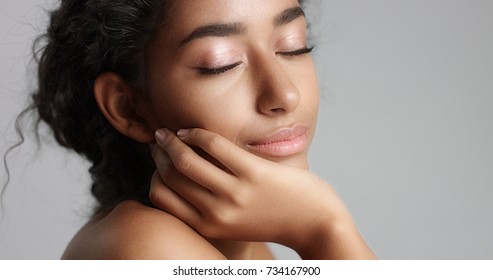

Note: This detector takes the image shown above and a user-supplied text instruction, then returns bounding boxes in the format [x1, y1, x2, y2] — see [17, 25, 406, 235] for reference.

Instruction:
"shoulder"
[62, 200, 226, 259]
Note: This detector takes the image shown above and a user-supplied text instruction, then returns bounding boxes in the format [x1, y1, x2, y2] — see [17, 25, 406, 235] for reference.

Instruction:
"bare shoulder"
[62, 200, 226, 259]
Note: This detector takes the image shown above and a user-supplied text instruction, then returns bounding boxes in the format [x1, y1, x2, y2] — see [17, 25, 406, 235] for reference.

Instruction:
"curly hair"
[30, 0, 169, 212]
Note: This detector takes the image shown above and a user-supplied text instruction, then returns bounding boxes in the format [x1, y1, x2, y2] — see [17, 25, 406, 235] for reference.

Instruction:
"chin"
[268, 153, 309, 170]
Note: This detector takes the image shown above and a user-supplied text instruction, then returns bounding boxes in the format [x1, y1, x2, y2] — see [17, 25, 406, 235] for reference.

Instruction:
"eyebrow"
[179, 6, 305, 47]
[273, 6, 305, 27]
[179, 22, 247, 46]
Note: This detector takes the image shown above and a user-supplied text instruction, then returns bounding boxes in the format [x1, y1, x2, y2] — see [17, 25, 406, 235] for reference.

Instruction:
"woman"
[28, 0, 375, 259]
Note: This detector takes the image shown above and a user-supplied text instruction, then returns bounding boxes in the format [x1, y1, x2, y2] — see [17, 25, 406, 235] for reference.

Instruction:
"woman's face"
[144, 0, 319, 169]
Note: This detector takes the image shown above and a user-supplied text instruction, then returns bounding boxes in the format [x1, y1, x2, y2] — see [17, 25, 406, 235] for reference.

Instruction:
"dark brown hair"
[25, 0, 167, 212]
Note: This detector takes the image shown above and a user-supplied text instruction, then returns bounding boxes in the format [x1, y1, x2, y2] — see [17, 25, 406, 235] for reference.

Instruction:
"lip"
[246, 125, 309, 157]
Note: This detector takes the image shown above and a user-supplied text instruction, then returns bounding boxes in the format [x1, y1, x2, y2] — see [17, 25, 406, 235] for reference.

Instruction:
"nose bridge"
[255, 56, 300, 115]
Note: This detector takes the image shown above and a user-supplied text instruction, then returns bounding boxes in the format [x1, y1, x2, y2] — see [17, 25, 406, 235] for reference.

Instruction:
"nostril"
[270, 108, 286, 114]
[257, 90, 300, 116]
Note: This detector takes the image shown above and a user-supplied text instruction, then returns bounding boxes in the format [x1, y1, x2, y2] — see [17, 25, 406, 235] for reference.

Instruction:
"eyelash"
[199, 62, 242, 75]
[198, 46, 314, 75]
[277, 46, 314, 57]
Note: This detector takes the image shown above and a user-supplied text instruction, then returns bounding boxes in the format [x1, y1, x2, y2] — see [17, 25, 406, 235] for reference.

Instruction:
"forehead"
[165, 0, 301, 21]
[159, 0, 302, 40]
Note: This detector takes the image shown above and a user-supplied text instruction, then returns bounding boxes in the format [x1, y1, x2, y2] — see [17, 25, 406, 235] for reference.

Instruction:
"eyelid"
[277, 46, 314, 56]
[196, 46, 314, 76]
[197, 61, 242, 75]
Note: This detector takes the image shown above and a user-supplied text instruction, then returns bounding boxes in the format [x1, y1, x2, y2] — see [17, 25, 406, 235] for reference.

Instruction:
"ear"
[94, 72, 155, 143]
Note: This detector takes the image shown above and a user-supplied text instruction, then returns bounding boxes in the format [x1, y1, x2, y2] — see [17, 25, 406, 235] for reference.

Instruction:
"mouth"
[246, 125, 309, 157]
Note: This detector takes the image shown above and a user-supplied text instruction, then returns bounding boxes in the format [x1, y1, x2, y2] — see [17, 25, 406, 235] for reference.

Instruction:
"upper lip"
[247, 125, 309, 146]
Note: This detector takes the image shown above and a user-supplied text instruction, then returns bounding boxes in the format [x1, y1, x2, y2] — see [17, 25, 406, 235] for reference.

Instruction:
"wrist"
[290, 213, 376, 260]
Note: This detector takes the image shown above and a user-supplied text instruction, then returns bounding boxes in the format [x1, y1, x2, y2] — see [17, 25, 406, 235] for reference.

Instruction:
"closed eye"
[198, 62, 242, 75]
[277, 46, 314, 56]
[197, 47, 313, 76]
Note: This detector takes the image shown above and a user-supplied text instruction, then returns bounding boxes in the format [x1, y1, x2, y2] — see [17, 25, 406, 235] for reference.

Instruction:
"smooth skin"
[63, 0, 375, 259]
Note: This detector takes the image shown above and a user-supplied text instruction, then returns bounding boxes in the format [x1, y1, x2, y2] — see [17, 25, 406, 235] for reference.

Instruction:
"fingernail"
[155, 129, 167, 143]
[177, 129, 190, 139]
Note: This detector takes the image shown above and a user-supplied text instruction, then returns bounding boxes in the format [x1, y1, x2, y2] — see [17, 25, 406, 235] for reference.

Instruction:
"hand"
[149, 128, 375, 259]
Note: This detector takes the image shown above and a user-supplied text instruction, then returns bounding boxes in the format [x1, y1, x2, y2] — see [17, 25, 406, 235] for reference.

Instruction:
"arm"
[150, 128, 376, 259]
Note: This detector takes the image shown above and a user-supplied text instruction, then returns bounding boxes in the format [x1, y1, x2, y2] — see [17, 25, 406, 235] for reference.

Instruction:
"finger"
[155, 128, 236, 193]
[149, 171, 201, 225]
[151, 142, 217, 209]
[158, 160, 217, 210]
[176, 128, 260, 176]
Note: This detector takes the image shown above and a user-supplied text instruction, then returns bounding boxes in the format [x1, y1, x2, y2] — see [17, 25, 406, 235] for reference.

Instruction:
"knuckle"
[210, 205, 236, 227]
[222, 185, 248, 208]
[188, 128, 201, 138]
[160, 168, 174, 184]
[149, 181, 166, 208]
[203, 134, 223, 151]
[148, 189, 161, 207]
[155, 161, 174, 183]
[155, 157, 168, 171]
[230, 188, 249, 207]
[174, 152, 194, 174]
[243, 166, 264, 182]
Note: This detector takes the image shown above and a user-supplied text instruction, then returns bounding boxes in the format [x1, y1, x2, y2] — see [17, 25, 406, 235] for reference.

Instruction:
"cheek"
[149, 81, 253, 141]
[297, 64, 320, 120]
[151, 94, 215, 131]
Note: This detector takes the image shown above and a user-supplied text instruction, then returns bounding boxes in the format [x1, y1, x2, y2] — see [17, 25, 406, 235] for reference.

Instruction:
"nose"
[255, 59, 301, 116]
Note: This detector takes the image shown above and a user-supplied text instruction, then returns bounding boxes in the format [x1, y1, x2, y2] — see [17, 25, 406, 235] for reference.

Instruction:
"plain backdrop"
[1, 0, 492, 259]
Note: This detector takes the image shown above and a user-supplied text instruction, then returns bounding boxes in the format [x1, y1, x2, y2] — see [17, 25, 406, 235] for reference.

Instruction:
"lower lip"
[246, 132, 309, 157]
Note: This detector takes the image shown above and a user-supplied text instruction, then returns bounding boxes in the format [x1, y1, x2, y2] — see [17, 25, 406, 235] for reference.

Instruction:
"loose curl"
[31, 0, 169, 212]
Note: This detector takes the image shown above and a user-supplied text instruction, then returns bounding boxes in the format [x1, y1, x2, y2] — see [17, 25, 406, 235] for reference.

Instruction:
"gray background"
[1, 0, 492, 259]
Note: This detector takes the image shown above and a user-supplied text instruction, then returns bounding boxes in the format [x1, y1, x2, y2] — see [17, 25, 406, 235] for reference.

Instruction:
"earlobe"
[94, 72, 155, 143]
